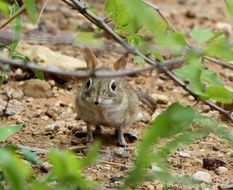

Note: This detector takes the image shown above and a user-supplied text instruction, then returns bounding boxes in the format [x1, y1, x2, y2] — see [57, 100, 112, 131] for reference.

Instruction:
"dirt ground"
[0, 0, 233, 189]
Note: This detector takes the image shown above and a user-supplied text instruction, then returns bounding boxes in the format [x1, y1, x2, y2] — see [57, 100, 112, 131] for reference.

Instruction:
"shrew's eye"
[110, 80, 116, 92]
[86, 79, 92, 89]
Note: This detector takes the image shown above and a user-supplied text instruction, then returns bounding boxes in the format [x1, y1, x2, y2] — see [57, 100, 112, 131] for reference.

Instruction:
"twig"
[143, 0, 178, 32]
[144, 0, 233, 70]
[64, 0, 233, 121]
[36, 0, 49, 25]
[204, 56, 233, 70]
[0, 6, 26, 29]
[0, 56, 185, 78]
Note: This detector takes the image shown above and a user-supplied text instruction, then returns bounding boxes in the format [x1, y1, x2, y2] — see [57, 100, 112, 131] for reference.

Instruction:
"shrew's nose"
[94, 100, 99, 105]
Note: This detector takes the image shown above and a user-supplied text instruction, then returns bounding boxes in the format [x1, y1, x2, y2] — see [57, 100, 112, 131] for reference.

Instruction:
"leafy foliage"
[0, 122, 24, 141]
[22, 0, 37, 24]
[0, 0, 232, 189]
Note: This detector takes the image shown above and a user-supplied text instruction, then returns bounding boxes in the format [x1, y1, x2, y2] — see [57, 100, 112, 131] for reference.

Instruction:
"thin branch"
[62, 0, 233, 121]
[145, 0, 233, 70]
[0, 56, 185, 78]
[143, 0, 178, 32]
[0, 6, 26, 29]
[204, 56, 233, 70]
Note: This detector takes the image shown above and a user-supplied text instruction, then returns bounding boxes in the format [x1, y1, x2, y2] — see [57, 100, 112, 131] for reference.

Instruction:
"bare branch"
[0, 56, 185, 78]
[0, 6, 26, 29]
[61, 0, 233, 121]
[144, 0, 233, 70]
[204, 56, 233, 70]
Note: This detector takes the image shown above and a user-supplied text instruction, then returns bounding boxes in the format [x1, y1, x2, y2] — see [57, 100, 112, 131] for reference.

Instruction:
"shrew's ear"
[113, 52, 129, 70]
[83, 48, 99, 71]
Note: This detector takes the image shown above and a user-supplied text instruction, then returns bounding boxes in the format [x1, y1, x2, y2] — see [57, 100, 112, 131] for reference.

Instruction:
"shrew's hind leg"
[85, 123, 93, 145]
[93, 125, 102, 136]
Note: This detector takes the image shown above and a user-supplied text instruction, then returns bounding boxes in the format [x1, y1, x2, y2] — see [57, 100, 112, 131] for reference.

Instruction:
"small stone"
[151, 164, 162, 172]
[151, 94, 169, 104]
[202, 105, 210, 112]
[40, 161, 51, 172]
[203, 157, 226, 170]
[15, 68, 23, 76]
[188, 95, 195, 101]
[216, 166, 228, 175]
[21, 79, 53, 98]
[177, 151, 191, 158]
[193, 171, 212, 184]
[6, 99, 24, 114]
[48, 80, 56, 87]
[185, 10, 196, 18]
[0, 99, 7, 112]
[45, 121, 66, 131]
[5, 88, 24, 100]
[25, 97, 34, 102]
[41, 115, 49, 121]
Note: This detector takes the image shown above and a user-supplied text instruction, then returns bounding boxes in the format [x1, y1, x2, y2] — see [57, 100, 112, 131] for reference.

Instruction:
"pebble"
[5, 88, 24, 100]
[0, 99, 7, 112]
[41, 115, 49, 121]
[21, 79, 53, 98]
[45, 121, 65, 131]
[6, 99, 24, 114]
[216, 166, 228, 175]
[177, 151, 191, 158]
[151, 94, 169, 104]
[151, 164, 162, 172]
[193, 171, 212, 184]
[188, 95, 195, 101]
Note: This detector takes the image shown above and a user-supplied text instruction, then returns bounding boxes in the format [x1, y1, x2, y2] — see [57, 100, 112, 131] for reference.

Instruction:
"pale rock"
[17, 43, 86, 71]
[151, 164, 162, 172]
[215, 22, 232, 35]
[151, 94, 169, 104]
[45, 121, 66, 131]
[6, 99, 24, 114]
[0, 99, 7, 112]
[41, 115, 49, 121]
[177, 151, 191, 158]
[216, 166, 228, 174]
[48, 80, 56, 87]
[5, 88, 24, 100]
[193, 171, 212, 184]
[21, 79, 53, 98]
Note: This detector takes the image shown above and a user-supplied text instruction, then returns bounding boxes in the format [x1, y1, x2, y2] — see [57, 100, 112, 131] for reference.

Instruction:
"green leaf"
[0, 123, 24, 141]
[48, 150, 98, 189]
[190, 28, 215, 43]
[34, 70, 44, 80]
[21, 148, 38, 165]
[201, 69, 223, 86]
[133, 55, 145, 65]
[0, 1, 9, 17]
[9, 1, 22, 56]
[204, 85, 233, 103]
[194, 114, 233, 143]
[156, 32, 186, 54]
[80, 141, 100, 169]
[22, 0, 37, 24]
[225, 0, 233, 22]
[0, 149, 31, 190]
[123, 103, 195, 188]
[175, 64, 205, 96]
